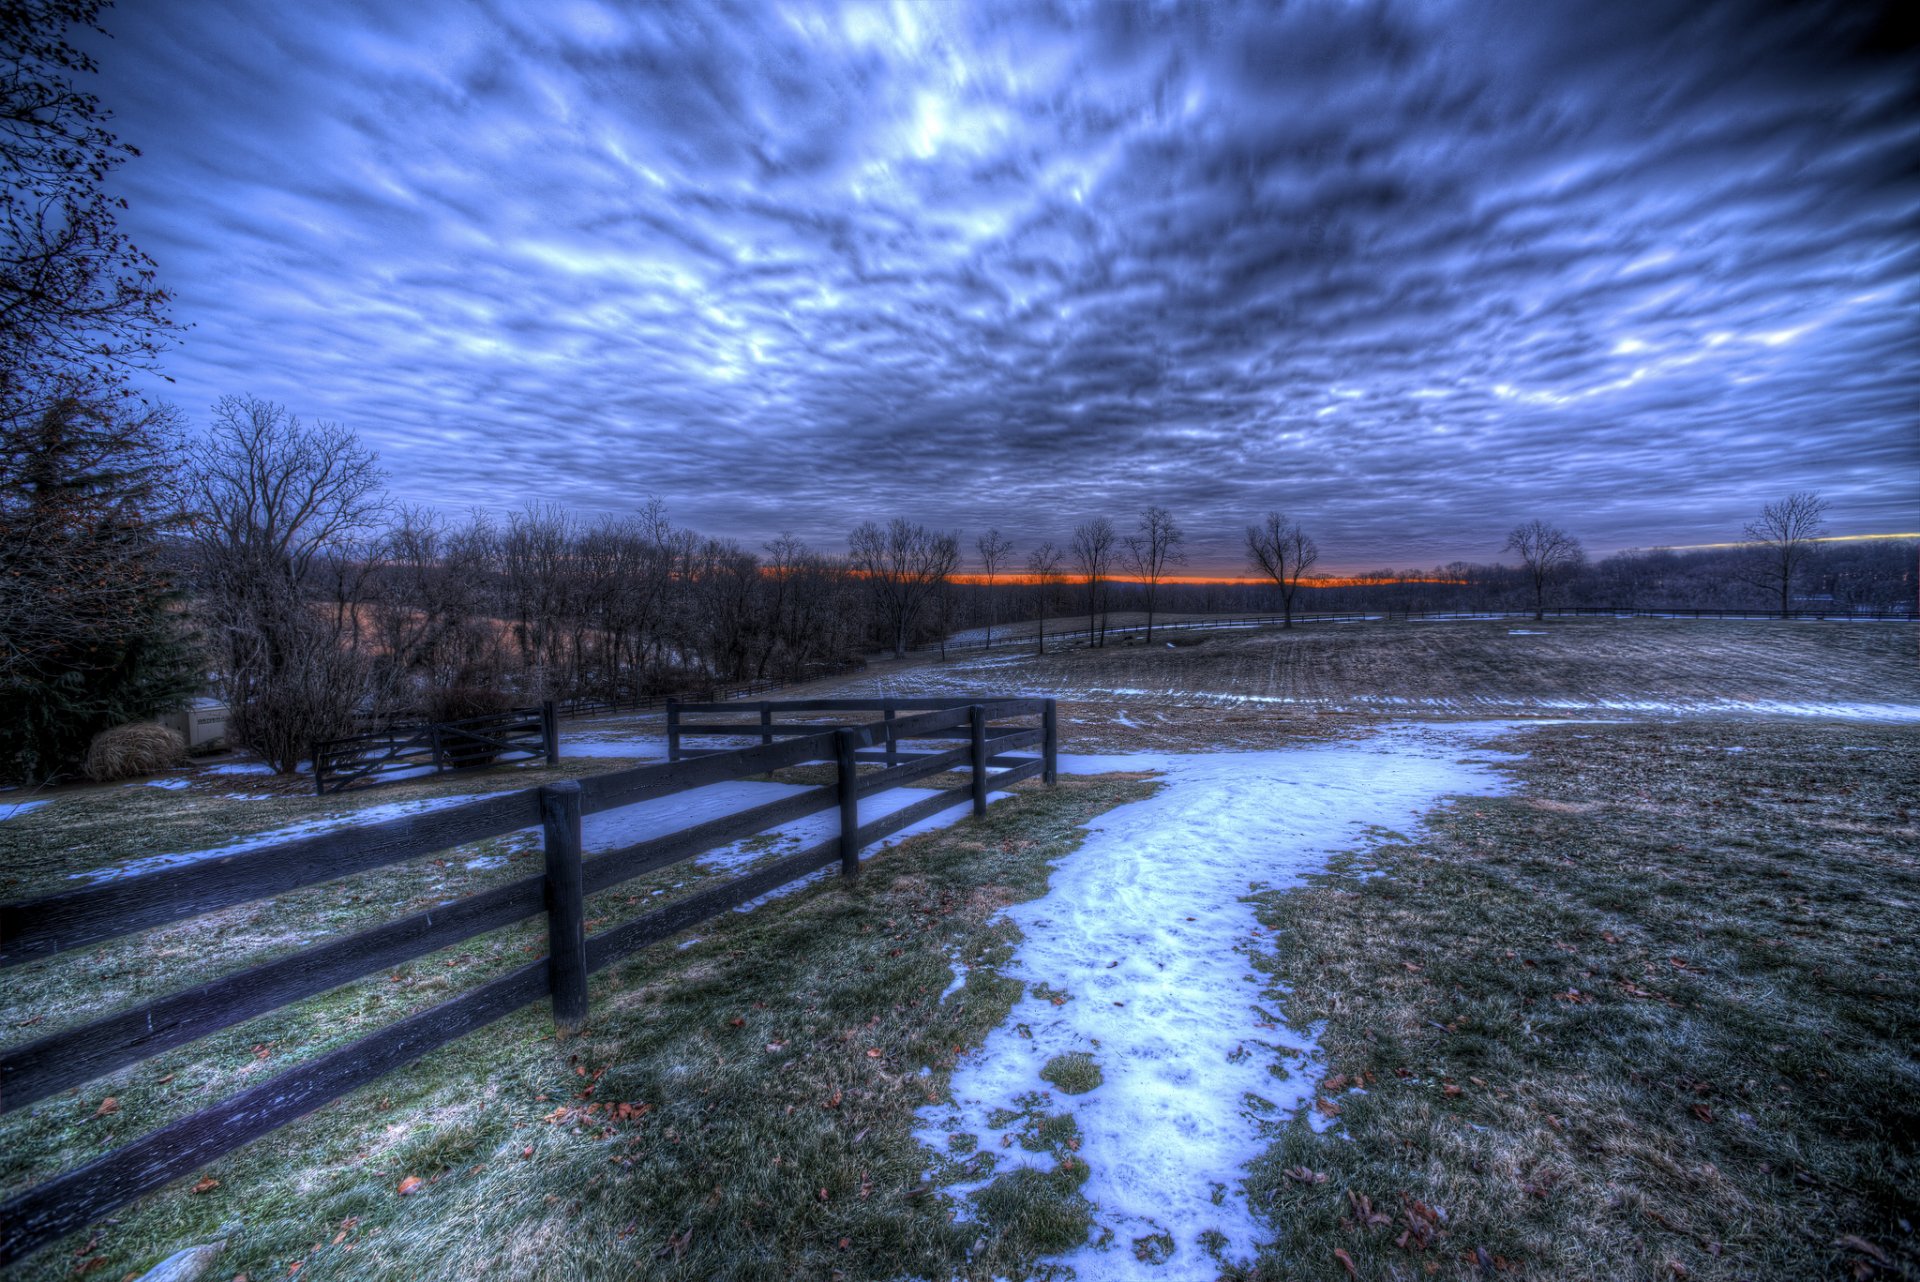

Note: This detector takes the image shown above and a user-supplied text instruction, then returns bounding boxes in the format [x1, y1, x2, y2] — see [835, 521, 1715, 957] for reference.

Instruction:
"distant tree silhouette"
[975, 528, 1013, 649]
[1123, 506, 1186, 642]
[1739, 491, 1829, 619]
[1026, 540, 1062, 656]
[1502, 519, 1584, 621]
[1070, 517, 1117, 646]
[1246, 512, 1320, 628]
[848, 517, 959, 658]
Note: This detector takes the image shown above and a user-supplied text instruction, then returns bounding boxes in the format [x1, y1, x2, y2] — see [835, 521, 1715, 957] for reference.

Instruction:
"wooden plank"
[0, 790, 543, 967]
[1043, 699, 1058, 785]
[0, 959, 552, 1269]
[835, 729, 859, 879]
[988, 758, 1045, 789]
[540, 782, 588, 1036]
[0, 874, 547, 1113]
[579, 785, 838, 895]
[853, 743, 970, 796]
[853, 779, 976, 848]
[671, 723, 825, 738]
[671, 697, 1044, 716]
[969, 705, 988, 817]
[579, 730, 839, 814]
[583, 839, 840, 975]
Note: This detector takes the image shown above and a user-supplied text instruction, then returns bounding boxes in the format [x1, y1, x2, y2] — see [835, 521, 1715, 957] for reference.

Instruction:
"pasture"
[1, 617, 1914, 1280]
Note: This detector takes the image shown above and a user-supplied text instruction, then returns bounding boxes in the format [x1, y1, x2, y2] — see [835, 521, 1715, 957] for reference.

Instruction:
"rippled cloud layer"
[94, 0, 1919, 568]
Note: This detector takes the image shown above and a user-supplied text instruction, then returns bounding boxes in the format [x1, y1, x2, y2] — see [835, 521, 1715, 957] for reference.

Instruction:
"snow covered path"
[918, 722, 1527, 1279]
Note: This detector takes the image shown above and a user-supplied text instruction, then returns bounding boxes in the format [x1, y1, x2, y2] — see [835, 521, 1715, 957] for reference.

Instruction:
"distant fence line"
[312, 704, 558, 795]
[922, 604, 1914, 655]
[0, 697, 1059, 1267]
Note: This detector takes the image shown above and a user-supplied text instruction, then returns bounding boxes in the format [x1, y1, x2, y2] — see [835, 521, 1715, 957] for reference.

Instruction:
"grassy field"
[1248, 718, 1918, 1281]
[854, 617, 1920, 720]
[6, 624, 1916, 1280]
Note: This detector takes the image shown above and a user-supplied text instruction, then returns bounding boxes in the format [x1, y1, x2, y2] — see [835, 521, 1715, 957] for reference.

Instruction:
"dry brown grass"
[82, 722, 188, 781]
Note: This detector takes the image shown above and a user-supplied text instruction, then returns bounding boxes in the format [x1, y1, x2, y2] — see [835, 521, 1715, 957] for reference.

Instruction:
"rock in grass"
[134, 1241, 225, 1282]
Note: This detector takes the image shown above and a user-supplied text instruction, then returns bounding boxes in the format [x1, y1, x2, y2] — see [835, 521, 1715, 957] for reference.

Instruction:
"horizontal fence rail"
[0, 697, 1057, 1267]
[921, 604, 1914, 654]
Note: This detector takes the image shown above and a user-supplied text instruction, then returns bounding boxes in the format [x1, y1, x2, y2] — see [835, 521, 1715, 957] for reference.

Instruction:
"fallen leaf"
[1836, 1236, 1890, 1265]
[192, 1177, 220, 1194]
[396, 1176, 423, 1196]
[865, 1048, 882, 1059]
[1333, 1247, 1359, 1277]
[1284, 1166, 1328, 1185]
[93, 1097, 119, 1117]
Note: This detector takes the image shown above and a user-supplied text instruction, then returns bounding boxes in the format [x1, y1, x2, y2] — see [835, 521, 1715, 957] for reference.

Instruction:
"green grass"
[7, 772, 1159, 1282]
[1243, 719, 1919, 1281]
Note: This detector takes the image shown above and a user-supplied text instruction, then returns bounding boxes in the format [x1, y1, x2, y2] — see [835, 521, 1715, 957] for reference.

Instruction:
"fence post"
[429, 723, 444, 774]
[759, 700, 773, 746]
[539, 780, 589, 1036]
[1043, 698, 1058, 786]
[666, 698, 681, 763]
[541, 699, 559, 765]
[312, 742, 325, 797]
[835, 727, 860, 880]
[883, 697, 897, 768]
[969, 704, 988, 817]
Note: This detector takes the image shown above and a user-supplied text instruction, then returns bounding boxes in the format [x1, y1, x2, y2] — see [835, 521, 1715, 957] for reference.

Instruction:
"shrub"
[84, 723, 187, 782]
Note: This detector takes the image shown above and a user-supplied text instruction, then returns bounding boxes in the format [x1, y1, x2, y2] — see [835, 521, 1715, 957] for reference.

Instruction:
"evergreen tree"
[0, 391, 199, 781]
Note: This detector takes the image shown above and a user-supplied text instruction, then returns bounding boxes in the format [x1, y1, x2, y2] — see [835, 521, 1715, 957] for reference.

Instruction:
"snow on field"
[558, 733, 667, 760]
[72, 794, 487, 882]
[917, 723, 1526, 1278]
[1127, 690, 1920, 721]
[1, 798, 51, 821]
[203, 761, 276, 776]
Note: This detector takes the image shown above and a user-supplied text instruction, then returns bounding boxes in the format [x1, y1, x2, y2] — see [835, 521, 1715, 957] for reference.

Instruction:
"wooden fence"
[549, 659, 867, 720]
[923, 603, 1915, 654]
[311, 703, 559, 795]
[0, 696, 1057, 1267]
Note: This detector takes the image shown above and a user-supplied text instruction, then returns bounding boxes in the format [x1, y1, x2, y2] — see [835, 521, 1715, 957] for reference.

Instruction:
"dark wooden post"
[835, 727, 860, 880]
[429, 723, 445, 774]
[969, 704, 988, 817]
[883, 697, 897, 768]
[541, 699, 559, 765]
[539, 780, 589, 1036]
[312, 742, 325, 797]
[666, 698, 681, 763]
[1043, 698, 1058, 786]
[759, 700, 773, 746]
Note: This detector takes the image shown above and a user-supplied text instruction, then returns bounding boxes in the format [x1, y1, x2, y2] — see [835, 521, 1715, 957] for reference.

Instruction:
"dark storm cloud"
[90, 0, 1919, 569]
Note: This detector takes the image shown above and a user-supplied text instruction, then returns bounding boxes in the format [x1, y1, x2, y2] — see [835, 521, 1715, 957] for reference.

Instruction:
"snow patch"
[1, 799, 50, 821]
[72, 794, 487, 882]
[917, 723, 1526, 1277]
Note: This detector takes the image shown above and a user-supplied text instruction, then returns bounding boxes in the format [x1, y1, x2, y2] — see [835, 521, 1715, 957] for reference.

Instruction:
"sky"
[86, 0, 1919, 573]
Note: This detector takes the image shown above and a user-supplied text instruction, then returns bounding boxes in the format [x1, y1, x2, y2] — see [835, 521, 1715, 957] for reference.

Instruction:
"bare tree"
[184, 396, 385, 771]
[1123, 506, 1186, 642]
[1245, 512, 1320, 628]
[976, 528, 1013, 650]
[848, 518, 960, 658]
[2, 1, 178, 408]
[1740, 491, 1829, 619]
[1070, 518, 1118, 646]
[1502, 519, 1584, 621]
[1026, 541, 1062, 656]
